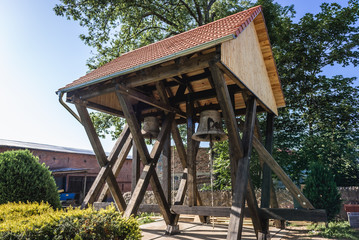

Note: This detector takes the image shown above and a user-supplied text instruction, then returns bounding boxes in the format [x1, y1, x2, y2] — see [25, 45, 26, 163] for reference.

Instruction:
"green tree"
[303, 162, 341, 221]
[272, 1, 359, 185]
[54, 0, 359, 187]
[0, 150, 61, 209]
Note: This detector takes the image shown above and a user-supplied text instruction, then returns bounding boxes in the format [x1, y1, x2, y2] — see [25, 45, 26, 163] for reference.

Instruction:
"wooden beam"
[169, 84, 242, 106]
[228, 97, 263, 239]
[170, 206, 327, 222]
[131, 142, 141, 194]
[260, 113, 275, 233]
[117, 92, 175, 224]
[75, 103, 127, 211]
[116, 84, 186, 118]
[252, 136, 314, 209]
[209, 62, 243, 194]
[116, 91, 151, 162]
[123, 52, 216, 88]
[186, 94, 197, 207]
[98, 134, 133, 202]
[162, 132, 172, 202]
[156, 81, 206, 223]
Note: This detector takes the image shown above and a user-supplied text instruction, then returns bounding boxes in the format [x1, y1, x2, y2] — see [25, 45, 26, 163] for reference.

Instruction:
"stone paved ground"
[140, 218, 347, 240]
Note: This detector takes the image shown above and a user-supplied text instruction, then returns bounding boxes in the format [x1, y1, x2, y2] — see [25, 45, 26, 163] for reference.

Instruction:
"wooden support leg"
[75, 102, 127, 211]
[252, 137, 314, 209]
[210, 62, 264, 239]
[227, 97, 261, 240]
[162, 133, 171, 202]
[97, 134, 133, 202]
[131, 141, 141, 194]
[116, 91, 175, 224]
[156, 82, 207, 226]
[260, 113, 283, 231]
[186, 94, 197, 207]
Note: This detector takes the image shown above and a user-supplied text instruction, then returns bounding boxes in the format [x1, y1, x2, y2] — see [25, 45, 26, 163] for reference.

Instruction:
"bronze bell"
[141, 116, 160, 139]
[192, 110, 228, 142]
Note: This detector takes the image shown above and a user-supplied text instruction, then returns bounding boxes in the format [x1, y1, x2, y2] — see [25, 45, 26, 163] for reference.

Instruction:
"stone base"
[165, 224, 180, 235]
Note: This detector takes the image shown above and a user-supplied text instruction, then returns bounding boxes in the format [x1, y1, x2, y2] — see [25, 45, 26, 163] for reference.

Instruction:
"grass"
[137, 212, 157, 225]
[308, 221, 359, 240]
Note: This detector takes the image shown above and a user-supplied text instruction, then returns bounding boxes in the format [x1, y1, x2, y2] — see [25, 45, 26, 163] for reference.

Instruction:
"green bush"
[303, 162, 341, 221]
[0, 150, 60, 208]
[0, 202, 142, 240]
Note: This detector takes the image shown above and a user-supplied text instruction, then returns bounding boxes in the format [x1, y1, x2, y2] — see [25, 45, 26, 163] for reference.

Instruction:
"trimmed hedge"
[0, 202, 142, 240]
[0, 150, 61, 209]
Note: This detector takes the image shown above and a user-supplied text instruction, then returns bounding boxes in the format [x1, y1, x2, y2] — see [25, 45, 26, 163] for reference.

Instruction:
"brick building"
[0, 139, 211, 202]
[0, 139, 133, 203]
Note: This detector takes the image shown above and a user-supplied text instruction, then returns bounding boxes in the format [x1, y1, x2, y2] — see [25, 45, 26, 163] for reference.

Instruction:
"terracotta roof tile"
[60, 6, 262, 91]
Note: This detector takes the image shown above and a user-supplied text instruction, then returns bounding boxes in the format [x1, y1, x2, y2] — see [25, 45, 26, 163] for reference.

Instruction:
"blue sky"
[0, 0, 357, 151]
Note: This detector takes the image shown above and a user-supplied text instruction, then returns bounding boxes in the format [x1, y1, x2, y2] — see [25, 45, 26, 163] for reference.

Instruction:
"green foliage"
[90, 112, 126, 140]
[308, 221, 359, 240]
[0, 150, 61, 209]
[0, 202, 142, 240]
[303, 162, 341, 221]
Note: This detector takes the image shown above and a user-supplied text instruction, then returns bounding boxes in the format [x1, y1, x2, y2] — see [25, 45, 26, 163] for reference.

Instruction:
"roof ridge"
[119, 5, 262, 57]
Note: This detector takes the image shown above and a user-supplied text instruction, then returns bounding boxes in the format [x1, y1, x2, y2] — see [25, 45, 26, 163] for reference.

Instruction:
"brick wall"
[0, 146, 133, 194]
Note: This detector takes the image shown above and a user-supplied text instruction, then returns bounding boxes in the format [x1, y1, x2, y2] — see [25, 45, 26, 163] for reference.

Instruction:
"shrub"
[0, 150, 61, 209]
[308, 221, 359, 240]
[303, 162, 341, 221]
[0, 202, 142, 240]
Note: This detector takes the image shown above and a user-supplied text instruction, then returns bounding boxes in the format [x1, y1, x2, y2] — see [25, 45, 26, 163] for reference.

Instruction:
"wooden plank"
[123, 52, 216, 88]
[98, 134, 133, 202]
[221, 21, 278, 115]
[75, 103, 127, 211]
[138, 204, 161, 213]
[252, 136, 314, 209]
[260, 209, 327, 222]
[116, 84, 186, 118]
[186, 94, 197, 207]
[131, 141, 141, 194]
[170, 206, 327, 222]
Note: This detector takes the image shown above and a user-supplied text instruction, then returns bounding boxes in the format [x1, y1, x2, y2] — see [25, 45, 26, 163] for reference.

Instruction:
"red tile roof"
[60, 6, 262, 91]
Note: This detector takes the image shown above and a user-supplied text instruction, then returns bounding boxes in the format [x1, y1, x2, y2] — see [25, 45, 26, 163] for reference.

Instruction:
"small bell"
[141, 116, 160, 140]
[192, 110, 228, 142]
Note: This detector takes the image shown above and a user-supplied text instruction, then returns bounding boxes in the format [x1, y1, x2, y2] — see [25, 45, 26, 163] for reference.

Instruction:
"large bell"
[192, 110, 228, 142]
[141, 116, 160, 139]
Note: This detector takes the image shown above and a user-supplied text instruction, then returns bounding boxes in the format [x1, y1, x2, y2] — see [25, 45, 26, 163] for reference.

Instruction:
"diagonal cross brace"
[75, 103, 127, 211]
[116, 91, 175, 224]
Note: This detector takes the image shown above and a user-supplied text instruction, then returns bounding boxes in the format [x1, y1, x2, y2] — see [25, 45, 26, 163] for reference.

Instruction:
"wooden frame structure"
[58, 6, 326, 239]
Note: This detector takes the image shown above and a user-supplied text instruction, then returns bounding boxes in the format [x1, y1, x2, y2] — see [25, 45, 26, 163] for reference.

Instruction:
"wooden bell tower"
[58, 6, 326, 239]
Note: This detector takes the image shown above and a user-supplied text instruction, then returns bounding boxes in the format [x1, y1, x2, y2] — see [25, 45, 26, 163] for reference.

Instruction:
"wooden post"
[261, 113, 274, 233]
[131, 142, 141, 194]
[227, 96, 258, 240]
[210, 62, 263, 239]
[162, 132, 172, 202]
[116, 90, 174, 224]
[186, 94, 197, 207]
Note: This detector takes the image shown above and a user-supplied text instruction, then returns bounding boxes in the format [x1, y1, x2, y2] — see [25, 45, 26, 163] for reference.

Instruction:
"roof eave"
[57, 34, 235, 94]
